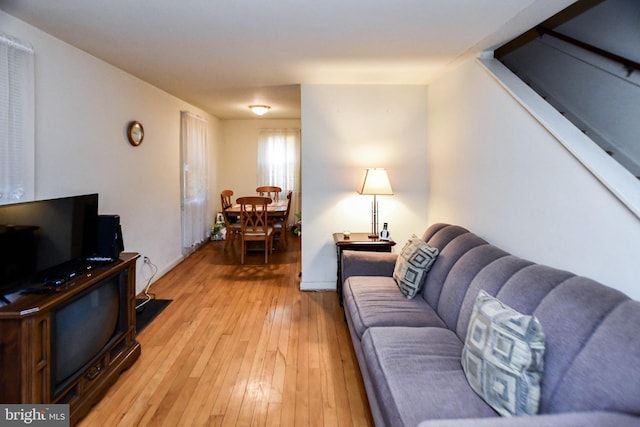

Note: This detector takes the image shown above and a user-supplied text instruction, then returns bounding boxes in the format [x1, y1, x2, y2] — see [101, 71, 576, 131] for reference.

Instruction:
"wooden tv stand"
[0, 253, 141, 425]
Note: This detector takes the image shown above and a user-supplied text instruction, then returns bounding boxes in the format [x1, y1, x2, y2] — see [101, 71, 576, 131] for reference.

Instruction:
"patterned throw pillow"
[392, 235, 439, 299]
[461, 291, 546, 417]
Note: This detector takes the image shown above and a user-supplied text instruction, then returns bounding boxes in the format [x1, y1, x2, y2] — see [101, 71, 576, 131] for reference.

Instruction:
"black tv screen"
[52, 272, 122, 394]
[0, 194, 99, 295]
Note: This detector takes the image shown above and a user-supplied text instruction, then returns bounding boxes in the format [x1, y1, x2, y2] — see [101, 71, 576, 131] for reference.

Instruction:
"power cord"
[136, 255, 158, 310]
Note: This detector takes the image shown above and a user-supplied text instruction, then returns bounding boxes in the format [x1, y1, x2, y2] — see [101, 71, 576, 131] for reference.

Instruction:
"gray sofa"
[342, 223, 640, 427]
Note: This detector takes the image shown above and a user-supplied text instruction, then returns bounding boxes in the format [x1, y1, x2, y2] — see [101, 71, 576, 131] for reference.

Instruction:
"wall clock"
[127, 121, 144, 146]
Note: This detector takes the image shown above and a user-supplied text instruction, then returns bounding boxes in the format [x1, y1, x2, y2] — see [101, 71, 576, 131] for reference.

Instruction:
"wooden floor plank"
[78, 236, 373, 427]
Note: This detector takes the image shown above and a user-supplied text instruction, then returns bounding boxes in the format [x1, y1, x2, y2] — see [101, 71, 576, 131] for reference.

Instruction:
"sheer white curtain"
[0, 33, 34, 204]
[257, 128, 301, 224]
[181, 111, 210, 254]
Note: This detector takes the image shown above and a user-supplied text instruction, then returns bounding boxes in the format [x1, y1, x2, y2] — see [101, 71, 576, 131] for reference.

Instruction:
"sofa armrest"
[418, 412, 640, 427]
[341, 250, 397, 286]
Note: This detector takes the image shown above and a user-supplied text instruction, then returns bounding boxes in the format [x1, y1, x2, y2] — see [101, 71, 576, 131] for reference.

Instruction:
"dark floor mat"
[135, 299, 172, 334]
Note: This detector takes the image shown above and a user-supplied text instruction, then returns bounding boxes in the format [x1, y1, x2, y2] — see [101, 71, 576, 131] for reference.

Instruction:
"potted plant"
[292, 212, 301, 236]
[211, 222, 226, 241]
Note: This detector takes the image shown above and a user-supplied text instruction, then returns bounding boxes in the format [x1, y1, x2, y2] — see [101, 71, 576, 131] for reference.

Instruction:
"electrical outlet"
[143, 256, 150, 263]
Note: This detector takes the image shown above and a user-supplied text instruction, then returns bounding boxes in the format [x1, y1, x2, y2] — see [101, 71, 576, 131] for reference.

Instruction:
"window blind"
[0, 33, 34, 204]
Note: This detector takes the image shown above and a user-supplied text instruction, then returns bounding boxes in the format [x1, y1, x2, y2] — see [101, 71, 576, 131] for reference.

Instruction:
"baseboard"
[300, 280, 335, 291]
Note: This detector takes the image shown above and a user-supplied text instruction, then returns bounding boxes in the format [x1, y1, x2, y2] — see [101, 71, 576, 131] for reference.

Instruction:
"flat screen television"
[0, 193, 99, 297]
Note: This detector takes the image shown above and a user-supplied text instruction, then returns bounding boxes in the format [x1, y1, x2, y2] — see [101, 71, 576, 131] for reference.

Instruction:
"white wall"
[217, 119, 300, 210]
[2, 11, 221, 293]
[300, 85, 429, 290]
[427, 57, 640, 301]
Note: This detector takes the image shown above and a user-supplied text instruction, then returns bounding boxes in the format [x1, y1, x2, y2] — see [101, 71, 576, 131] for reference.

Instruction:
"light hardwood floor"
[79, 236, 373, 426]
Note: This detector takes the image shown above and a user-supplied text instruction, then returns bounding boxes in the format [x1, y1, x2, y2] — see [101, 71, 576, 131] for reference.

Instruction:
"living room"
[2, 3, 638, 303]
[2, 1, 640, 425]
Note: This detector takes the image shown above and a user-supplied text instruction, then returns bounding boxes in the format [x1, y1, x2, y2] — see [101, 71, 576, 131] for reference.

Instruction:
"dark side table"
[333, 232, 396, 305]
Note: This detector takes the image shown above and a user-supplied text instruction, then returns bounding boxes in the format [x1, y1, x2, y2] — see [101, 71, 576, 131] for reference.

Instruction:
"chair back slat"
[271, 191, 293, 249]
[236, 196, 274, 264]
[237, 196, 272, 234]
[256, 186, 282, 202]
[221, 189, 233, 210]
[219, 190, 241, 250]
[220, 189, 238, 225]
[284, 190, 293, 219]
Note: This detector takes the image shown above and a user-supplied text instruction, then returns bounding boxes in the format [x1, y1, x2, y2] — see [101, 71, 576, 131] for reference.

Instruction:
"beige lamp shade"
[358, 168, 394, 195]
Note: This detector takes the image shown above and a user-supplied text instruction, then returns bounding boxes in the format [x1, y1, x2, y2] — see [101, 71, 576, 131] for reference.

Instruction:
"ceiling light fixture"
[249, 105, 271, 116]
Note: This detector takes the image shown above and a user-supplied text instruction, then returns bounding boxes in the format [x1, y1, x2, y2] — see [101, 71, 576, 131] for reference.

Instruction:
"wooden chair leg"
[264, 242, 268, 264]
[224, 231, 231, 250]
[265, 236, 273, 264]
[282, 225, 288, 247]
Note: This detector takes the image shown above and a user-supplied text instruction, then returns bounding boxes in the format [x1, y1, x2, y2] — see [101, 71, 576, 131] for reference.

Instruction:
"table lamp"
[358, 168, 393, 238]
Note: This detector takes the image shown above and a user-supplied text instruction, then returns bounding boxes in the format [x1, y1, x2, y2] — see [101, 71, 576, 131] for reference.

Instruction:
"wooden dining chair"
[256, 185, 282, 202]
[237, 196, 274, 264]
[220, 190, 241, 250]
[273, 190, 293, 248]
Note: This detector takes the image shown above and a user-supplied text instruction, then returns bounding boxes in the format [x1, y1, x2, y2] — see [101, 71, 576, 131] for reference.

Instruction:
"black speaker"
[93, 214, 124, 261]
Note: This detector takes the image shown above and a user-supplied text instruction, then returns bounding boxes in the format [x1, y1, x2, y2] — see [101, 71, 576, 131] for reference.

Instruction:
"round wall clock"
[127, 121, 144, 146]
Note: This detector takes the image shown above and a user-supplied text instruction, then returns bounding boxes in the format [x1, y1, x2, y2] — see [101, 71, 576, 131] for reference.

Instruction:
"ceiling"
[0, 0, 576, 119]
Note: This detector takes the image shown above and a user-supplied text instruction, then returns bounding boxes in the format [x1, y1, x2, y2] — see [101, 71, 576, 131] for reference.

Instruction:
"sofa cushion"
[362, 326, 498, 427]
[343, 276, 446, 339]
[506, 274, 629, 413]
[436, 244, 509, 332]
[423, 230, 488, 311]
[543, 298, 640, 415]
[417, 411, 640, 427]
[455, 255, 535, 341]
[393, 235, 439, 298]
[462, 291, 545, 417]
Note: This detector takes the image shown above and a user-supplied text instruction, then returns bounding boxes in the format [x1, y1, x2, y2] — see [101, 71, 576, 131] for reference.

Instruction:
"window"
[257, 129, 301, 221]
[0, 33, 34, 204]
[181, 111, 209, 254]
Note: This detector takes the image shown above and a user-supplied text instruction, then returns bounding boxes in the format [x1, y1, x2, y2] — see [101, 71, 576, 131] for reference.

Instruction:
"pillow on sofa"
[461, 290, 545, 417]
[392, 235, 439, 299]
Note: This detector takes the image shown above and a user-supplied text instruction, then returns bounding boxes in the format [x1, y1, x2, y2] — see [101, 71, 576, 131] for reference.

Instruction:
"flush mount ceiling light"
[249, 105, 271, 116]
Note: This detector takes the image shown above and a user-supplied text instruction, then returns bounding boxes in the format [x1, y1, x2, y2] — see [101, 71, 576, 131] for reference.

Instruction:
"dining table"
[225, 199, 289, 254]
[225, 199, 288, 218]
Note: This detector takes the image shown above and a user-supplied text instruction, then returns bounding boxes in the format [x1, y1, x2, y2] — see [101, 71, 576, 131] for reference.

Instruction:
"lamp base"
[369, 195, 379, 239]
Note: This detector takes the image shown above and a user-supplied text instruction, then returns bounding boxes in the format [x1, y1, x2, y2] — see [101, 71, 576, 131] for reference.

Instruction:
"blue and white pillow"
[462, 291, 546, 417]
[392, 235, 439, 299]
